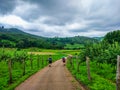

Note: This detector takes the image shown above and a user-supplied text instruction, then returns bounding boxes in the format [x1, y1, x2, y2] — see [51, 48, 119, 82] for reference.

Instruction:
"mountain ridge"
[0, 28, 98, 49]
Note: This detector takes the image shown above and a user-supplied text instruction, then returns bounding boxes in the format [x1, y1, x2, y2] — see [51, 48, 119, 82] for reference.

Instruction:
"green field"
[0, 48, 80, 90]
[0, 47, 119, 90]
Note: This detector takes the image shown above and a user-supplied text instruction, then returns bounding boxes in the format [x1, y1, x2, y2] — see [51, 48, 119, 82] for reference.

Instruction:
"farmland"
[0, 30, 120, 90]
[0, 48, 80, 90]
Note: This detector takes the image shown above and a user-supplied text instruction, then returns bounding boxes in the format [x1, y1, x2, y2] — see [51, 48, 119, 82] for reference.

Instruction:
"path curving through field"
[15, 60, 85, 90]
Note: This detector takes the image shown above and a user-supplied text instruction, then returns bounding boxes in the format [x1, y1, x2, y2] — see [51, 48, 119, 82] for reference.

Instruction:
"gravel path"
[15, 60, 86, 90]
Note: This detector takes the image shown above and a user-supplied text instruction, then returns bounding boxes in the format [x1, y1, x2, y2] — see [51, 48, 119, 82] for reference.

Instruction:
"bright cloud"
[0, 15, 29, 27]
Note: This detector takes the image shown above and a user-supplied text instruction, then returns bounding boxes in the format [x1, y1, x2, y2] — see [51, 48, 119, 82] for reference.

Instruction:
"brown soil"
[28, 52, 55, 55]
[15, 60, 86, 90]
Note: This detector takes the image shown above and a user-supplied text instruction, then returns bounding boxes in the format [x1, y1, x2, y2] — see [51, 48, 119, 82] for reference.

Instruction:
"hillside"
[104, 30, 120, 43]
[93, 37, 104, 41]
[0, 28, 47, 48]
[0, 28, 26, 34]
[0, 28, 98, 49]
[47, 36, 98, 49]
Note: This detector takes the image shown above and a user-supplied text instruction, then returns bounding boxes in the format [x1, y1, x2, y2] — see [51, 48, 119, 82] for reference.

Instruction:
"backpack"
[48, 58, 52, 61]
[62, 57, 65, 62]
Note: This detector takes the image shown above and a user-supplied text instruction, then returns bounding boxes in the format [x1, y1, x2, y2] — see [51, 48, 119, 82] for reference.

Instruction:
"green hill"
[104, 30, 120, 43]
[93, 37, 104, 41]
[0, 28, 98, 49]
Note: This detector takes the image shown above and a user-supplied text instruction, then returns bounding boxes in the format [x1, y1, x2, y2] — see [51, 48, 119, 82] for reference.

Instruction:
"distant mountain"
[93, 37, 104, 41]
[0, 28, 47, 48]
[0, 28, 44, 39]
[0, 28, 26, 34]
[0, 28, 98, 49]
[47, 36, 98, 45]
[47, 36, 98, 49]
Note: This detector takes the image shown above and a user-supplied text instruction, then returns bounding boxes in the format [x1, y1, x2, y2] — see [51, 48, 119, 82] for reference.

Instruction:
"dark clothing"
[62, 57, 66, 63]
[63, 60, 65, 63]
[49, 60, 52, 64]
[48, 57, 52, 64]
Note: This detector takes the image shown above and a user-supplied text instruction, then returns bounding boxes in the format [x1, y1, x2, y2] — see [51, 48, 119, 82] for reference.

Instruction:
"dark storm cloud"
[0, 0, 17, 14]
[20, 0, 80, 24]
[0, 0, 120, 37]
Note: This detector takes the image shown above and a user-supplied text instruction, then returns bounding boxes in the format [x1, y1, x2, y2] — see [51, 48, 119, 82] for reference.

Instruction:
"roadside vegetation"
[67, 30, 120, 90]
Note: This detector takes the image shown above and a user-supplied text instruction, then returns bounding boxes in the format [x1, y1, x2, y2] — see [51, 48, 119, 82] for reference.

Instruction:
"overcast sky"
[0, 0, 120, 37]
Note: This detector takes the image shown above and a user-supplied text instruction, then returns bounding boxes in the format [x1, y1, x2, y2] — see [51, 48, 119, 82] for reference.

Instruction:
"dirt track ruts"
[15, 60, 85, 90]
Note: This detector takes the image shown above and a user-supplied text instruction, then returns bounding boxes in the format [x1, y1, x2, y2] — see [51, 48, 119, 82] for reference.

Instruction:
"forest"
[0, 28, 98, 49]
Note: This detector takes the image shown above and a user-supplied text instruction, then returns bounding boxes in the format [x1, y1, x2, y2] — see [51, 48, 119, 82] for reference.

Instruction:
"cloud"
[0, 15, 29, 28]
[0, 0, 17, 15]
[0, 0, 120, 37]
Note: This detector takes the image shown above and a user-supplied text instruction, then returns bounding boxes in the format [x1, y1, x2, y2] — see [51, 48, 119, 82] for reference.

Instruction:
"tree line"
[0, 28, 98, 49]
[79, 30, 120, 66]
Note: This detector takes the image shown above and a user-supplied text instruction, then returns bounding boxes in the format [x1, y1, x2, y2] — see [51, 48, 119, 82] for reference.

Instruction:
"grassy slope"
[66, 56, 116, 90]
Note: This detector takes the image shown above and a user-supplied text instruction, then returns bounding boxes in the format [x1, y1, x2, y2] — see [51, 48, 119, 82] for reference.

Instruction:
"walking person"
[48, 55, 52, 67]
[62, 56, 66, 66]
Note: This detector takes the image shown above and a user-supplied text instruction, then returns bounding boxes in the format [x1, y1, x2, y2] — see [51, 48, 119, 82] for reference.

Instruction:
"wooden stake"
[42, 56, 44, 67]
[37, 55, 40, 68]
[86, 56, 91, 81]
[23, 59, 25, 76]
[116, 55, 120, 90]
[76, 55, 79, 72]
[8, 59, 12, 84]
[30, 55, 33, 70]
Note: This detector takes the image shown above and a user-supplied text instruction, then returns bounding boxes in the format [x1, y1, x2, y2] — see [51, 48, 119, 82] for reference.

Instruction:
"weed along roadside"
[66, 54, 116, 90]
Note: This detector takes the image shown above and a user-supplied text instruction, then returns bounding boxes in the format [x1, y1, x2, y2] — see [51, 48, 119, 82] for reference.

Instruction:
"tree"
[2, 26, 4, 29]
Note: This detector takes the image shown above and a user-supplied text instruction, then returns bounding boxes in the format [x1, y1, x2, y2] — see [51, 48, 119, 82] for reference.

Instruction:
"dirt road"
[15, 60, 85, 90]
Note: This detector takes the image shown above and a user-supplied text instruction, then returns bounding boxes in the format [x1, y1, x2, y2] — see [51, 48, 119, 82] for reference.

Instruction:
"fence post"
[71, 56, 74, 69]
[8, 59, 12, 84]
[70, 55, 73, 69]
[86, 56, 91, 81]
[23, 58, 25, 76]
[42, 56, 44, 67]
[30, 54, 33, 70]
[77, 62, 80, 72]
[75, 54, 79, 72]
[45, 56, 48, 65]
[37, 55, 40, 68]
[116, 55, 120, 90]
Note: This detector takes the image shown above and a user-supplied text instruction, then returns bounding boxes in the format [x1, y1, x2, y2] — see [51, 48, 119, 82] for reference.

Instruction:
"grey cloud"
[27, 29, 40, 32]
[69, 28, 90, 33]
[0, 0, 120, 37]
[0, 0, 17, 15]
[20, 0, 81, 23]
